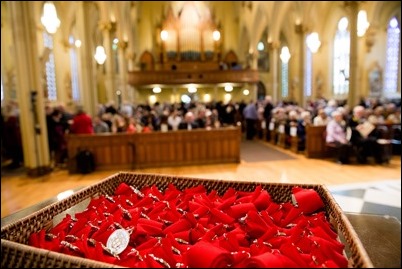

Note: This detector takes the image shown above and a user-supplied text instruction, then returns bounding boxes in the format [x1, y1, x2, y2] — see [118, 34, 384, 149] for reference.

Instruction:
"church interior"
[1, 2, 401, 267]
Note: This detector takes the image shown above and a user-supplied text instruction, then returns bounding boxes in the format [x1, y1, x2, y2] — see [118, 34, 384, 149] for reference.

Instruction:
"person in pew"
[93, 116, 110, 133]
[178, 111, 199, 130]
[284, 110, 299, 148]
[296, 110, 312, 152]
[70, 105, 94, 134]
[313, 108, 330, 126]
[346, 105, 383, 164]
[326, 111, 353, 164]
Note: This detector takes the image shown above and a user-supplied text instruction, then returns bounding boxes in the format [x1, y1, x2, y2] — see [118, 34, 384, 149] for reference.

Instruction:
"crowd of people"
[1, 96, 400, 169]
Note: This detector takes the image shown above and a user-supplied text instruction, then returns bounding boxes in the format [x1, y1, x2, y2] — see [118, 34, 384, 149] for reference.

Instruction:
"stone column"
[269, 41, 280, 104]
[99, 20, 116, 104]
[76, 2, 98, 116]
[9, 1, 52, 176]
[295, 23, 306, 106]
[345, 1, 359, 107]
[117, 40, 128, 104]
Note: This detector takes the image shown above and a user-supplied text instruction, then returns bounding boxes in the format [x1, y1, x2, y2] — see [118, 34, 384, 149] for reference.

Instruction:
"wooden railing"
[128, 69, 259, 86]
[66, 127, 241, 174]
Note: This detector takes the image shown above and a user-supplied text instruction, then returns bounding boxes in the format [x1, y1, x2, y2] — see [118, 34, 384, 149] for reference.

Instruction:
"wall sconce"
[94, 45, 107, 65]
[41, 2, 60, 34]
[118, 40, 128, 50]
[306, 32, 321, 53]
[280, 46, 291, 64]
[357, 10, 370, 37]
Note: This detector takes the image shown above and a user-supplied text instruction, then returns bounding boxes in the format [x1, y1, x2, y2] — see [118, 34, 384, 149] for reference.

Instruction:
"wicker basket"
[1, 172, 373, 268]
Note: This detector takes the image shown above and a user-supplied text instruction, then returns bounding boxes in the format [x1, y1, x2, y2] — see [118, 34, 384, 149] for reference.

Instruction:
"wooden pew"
[66, 127, 241, 173]
[305, 125, 329, 158]
[305, 123, 401, 159]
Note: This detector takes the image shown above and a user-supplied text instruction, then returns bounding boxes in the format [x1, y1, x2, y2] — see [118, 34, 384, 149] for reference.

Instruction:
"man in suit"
[178, 111, 199, 130]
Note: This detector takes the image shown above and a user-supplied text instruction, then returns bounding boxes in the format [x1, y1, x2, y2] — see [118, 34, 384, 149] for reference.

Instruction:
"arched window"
[304, 46, 312, 97]
[333, 17, 350, 96]
[43, 31, 57, 101]
[281, 62, 289, 98]
[69, 35, 80, 101]
[384, 17, 400, 97]
[257, 31, 269, 72]
[280, 46, 290, 98]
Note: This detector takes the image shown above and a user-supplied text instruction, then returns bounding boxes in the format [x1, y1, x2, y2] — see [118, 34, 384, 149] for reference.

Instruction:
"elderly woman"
[326, 110, 352, 164]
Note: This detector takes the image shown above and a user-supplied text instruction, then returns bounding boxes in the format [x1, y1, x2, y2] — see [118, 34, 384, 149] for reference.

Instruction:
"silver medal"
[106, 229, 130, 255]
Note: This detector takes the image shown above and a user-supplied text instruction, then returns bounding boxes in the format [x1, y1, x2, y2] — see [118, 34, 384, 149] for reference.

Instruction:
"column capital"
[268, 40, 280, 50]
[117, 40, 128, 50]
[343, 1, 361, 12]
[295, 23, 309, 35]
[98, 21, 116, 32]
[125, 51, 136, 61]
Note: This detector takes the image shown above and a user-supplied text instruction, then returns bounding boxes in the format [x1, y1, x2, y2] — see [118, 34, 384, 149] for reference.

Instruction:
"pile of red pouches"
[29, 183, 349, 268]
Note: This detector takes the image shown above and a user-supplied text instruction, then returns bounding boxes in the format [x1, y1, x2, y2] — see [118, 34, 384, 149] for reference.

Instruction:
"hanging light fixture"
[280, 46, 291, 63]
[213, 30, 221, 41]
[306, 32, 321, 53]
[357, 10, 370, 37]
[94, 45, 107, 65]
[41, 2, 60, 34]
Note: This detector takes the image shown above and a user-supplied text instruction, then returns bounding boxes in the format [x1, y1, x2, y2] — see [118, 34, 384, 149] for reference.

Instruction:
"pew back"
[67, 127, 241, 173]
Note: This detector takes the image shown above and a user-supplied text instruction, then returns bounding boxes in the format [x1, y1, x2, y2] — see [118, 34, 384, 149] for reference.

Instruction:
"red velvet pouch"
[292, 187, 325, 214]
[186, 241, 233, 268]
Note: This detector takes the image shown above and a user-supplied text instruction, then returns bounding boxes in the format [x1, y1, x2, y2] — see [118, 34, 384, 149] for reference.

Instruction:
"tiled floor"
[328, 179, 401, 221]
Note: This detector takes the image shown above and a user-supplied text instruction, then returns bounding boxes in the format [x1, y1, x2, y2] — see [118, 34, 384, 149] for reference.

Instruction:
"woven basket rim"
[1, 171, 374, 268]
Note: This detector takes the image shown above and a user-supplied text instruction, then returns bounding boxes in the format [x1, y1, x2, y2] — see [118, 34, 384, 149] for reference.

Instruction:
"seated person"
[326, 111, 352, 164]
[296, 111, 312, 152]
[347, 105, 383, 164]
[313, 108, 330, 126]
[284, 110, 299, 148]
[178, 111, 199, 130]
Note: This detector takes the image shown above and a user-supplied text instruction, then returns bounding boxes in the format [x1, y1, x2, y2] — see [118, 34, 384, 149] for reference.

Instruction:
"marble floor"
[328, 179, 401, 221]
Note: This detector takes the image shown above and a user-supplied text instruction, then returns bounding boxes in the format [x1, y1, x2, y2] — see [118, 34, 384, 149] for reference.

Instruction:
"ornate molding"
[295, 23, 309, 35]
[128, 69, 259, 86]
[268, 40, 280, 50]
[117, 40, 128, 50]
[98, 21, 116, 32]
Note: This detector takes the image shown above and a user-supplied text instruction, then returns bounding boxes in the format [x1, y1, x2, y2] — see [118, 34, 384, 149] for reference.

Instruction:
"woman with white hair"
[326, 110, 352, 164]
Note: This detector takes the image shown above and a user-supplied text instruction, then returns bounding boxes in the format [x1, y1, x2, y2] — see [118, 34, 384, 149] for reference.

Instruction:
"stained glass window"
[304, 47, 312, 97]
[69, 35, 80, 101]
[43, 31, 57, 101]
[384, 17, 400, 96]
[281, 62, 289, 98]
[333, 17, 350, 96]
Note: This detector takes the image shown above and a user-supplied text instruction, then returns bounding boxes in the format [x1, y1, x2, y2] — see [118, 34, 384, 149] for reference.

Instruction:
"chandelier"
[41, 2, 60, 34]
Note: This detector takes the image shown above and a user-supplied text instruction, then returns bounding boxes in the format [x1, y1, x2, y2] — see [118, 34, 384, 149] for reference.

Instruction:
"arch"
[371, 1, 401, 28]
[239, 25, 250, 64]
[139, 51, 155, 71]
[257, 81, 266, 100]
[268, 2, 293, 44]
[251, 4, 267, 47]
